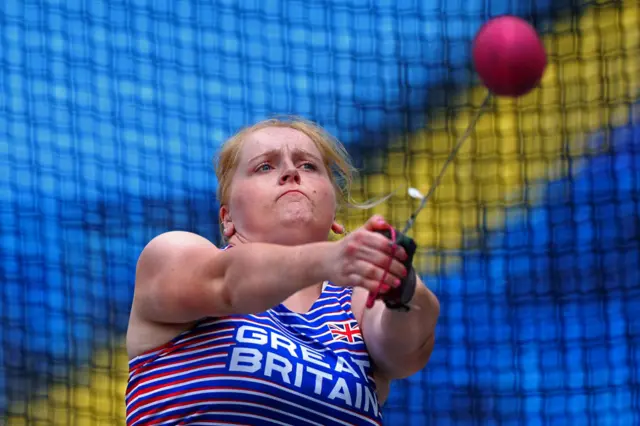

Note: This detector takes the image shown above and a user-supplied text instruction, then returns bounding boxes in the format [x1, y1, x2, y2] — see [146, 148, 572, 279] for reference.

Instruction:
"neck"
[227, 230, 329, 247]
[283, 281, 325, 314]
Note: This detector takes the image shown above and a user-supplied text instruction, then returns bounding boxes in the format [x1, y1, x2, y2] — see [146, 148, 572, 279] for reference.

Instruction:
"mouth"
[279, 190, 306, 199]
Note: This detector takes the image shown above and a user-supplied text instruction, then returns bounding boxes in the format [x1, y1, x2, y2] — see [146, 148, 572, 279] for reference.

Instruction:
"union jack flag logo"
[328, 321, 363, 344]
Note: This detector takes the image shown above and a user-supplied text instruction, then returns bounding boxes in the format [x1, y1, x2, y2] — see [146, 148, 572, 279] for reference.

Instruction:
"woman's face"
[220, 126, 339, 245]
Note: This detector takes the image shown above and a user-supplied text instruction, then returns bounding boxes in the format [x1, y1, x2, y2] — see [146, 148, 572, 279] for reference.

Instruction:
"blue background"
[1, 0, 638, 424]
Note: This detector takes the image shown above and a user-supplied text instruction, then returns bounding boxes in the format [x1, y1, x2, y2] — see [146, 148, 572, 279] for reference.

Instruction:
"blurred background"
[1, 0, 639, 424]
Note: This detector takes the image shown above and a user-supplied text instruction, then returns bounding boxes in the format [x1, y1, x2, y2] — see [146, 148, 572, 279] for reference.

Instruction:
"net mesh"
[1, 0, 639, 425]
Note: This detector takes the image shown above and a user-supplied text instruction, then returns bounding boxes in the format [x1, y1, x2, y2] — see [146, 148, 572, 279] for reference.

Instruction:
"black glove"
[375, 228, 418, 312]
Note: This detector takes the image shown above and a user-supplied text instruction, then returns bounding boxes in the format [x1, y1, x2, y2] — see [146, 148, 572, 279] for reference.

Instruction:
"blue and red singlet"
[125, 281, 384, 425]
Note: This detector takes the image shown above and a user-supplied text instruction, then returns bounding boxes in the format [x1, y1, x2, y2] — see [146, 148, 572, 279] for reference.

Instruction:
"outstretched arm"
[131, 231, 334, 324]
[131, 222, 406, 325]
[353, 268, 440, 380]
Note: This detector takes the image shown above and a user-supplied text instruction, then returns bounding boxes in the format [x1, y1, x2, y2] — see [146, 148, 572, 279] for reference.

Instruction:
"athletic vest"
[125, 282, 384, 425]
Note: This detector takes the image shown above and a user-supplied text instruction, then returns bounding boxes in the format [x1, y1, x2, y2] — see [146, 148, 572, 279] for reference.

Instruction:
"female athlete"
[124, 117, 440, 425]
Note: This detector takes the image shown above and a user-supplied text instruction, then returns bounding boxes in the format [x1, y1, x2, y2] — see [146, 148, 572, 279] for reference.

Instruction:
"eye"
[300, 162, 317, 171]
[256, 163, 273, 172]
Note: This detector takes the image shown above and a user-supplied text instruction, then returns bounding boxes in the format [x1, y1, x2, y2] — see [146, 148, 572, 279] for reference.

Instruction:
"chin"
[276, 213, 331, 243]
[279, 206, 313, 224]
[280, 217, 317, 234]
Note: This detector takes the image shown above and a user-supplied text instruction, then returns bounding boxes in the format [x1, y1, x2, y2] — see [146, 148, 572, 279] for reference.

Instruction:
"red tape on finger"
[365, 226, 397, 309]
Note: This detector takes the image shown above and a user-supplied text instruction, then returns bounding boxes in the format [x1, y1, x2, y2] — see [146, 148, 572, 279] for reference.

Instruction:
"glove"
[366, 227, 418, 312]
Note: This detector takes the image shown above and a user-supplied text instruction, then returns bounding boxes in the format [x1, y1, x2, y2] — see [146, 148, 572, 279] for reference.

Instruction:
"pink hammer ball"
[472, 16, 548, 97]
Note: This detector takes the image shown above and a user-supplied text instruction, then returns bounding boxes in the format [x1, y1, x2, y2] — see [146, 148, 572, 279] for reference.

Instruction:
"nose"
[279, 164, 301, 185]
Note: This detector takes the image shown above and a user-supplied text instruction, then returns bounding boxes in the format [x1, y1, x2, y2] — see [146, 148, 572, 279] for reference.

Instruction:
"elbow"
[413, 285, 441, 337]
[412, 332, 437, 370]
[178, 256, 237, 318]
[218, 248, 272, 315]
[152, 257, 234, 321]
[221, 274, 264, 315]
[379, 333, 437, 380]
[216, 254, 244, 314]
[407, 327, 437, 375]
[215, 275, 236, 315]
[168, 280, 233, 320]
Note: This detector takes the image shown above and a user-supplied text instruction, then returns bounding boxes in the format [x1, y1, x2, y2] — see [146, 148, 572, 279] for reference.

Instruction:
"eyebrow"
[248, 148, 323, 164]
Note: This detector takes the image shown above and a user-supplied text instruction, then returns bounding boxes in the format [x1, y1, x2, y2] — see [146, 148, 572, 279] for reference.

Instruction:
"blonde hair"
[213, 116, 390, 238]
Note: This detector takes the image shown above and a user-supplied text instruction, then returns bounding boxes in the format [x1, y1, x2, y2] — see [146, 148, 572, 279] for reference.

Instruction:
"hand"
[326, 215, 408, 293]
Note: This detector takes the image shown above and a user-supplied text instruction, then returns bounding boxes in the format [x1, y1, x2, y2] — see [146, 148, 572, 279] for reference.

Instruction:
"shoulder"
[133, 231, 225, 311]
[131, 230, 225, 323]
[141, 231, 216, 257]
[127, 232, 222, 358]
[136, 231, 218, 275]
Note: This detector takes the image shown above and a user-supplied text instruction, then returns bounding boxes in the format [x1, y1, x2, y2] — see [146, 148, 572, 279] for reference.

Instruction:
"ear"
[219, 205, 235, 238]
[331, 221, 345, 235]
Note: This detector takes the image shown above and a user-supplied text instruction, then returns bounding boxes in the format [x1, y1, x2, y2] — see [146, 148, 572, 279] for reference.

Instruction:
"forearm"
[378, 285, 438, 349]
[220, 242, 332, 314]
[363, 283, 440, 378]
